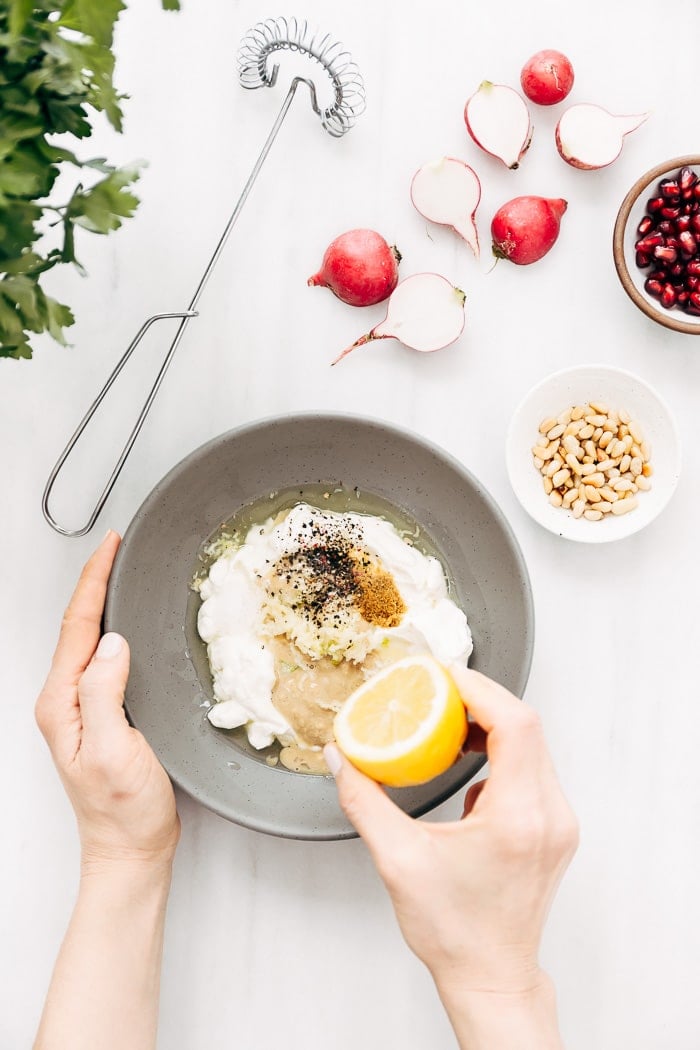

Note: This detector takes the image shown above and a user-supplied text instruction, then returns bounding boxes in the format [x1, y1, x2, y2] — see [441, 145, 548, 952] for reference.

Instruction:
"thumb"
[78, 633, 131, 743]
[324, 744, 412, 861]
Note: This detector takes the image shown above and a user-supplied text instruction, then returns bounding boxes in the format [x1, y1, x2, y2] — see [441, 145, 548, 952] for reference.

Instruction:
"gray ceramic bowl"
[104, 413, 534, 839]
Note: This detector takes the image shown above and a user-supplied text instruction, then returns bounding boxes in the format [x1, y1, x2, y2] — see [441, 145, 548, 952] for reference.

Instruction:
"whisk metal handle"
[42, 78, 310, 539]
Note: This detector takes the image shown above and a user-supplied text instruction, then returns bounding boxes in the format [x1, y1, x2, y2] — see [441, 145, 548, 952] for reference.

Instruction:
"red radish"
[410, 157, 481, 258]
[308, 229, 401, 306]
[331, 274, 466, 365]
[491, 196, 567, 265]
[520, 50, 574, 106]
[556, 104, 648, 169]
[464, 81, 533, 170]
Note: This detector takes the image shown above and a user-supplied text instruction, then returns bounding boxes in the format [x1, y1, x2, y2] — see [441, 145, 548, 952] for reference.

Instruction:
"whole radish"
[308, 229, 401, 306]
[520, 50, 574, 106]
[491, 196, 567, 265]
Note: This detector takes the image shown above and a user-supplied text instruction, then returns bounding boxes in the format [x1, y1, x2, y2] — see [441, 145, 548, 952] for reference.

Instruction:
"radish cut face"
[411, 157, 481, 258]
[373, 273, 466, 351]
[556, 104, 648, 169]
[464, 81, 533, 169]
[331, 273, 466, 364]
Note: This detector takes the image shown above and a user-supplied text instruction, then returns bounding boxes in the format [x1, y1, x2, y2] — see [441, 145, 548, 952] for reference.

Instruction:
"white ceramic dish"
[613, 155, 700, 336]
[506, 365, 682, 543]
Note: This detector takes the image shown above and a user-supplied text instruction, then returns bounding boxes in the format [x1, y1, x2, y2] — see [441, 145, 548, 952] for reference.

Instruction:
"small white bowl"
[613, 155, 700, 335]
[506, 365, 681, 543]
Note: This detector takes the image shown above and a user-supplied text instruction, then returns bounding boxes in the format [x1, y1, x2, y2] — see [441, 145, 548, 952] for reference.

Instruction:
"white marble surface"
[3, 1, 700, 1046]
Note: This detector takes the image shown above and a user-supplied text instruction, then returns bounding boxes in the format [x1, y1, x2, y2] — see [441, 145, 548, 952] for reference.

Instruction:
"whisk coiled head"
[237, 16, 366, 137]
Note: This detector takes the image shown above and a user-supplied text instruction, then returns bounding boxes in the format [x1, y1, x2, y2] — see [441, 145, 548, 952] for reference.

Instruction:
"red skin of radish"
[491, 196, 568, 265]
[521, 50, 574, 106]
[308, 229, 401, 306]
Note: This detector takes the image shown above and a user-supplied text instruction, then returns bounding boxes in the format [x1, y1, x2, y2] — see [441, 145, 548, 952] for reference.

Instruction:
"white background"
[3, 1, 700, 1047]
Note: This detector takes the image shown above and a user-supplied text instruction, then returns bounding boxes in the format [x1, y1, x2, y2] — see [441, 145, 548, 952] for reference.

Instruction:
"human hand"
[36, 531, 180, 875]
[325, 667, 578, 998]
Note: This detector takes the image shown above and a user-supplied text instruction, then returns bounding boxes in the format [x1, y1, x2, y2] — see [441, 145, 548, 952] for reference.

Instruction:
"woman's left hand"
[35, 531, 180, 873]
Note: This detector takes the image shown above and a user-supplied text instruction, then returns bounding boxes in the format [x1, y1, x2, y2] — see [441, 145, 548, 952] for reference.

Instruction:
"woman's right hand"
[326, 666, 577, 1043]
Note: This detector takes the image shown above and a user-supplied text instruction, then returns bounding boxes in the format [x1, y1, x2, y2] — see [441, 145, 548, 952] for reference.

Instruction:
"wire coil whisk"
[237, 16, 365, 136]
[42, 16, 366, 537]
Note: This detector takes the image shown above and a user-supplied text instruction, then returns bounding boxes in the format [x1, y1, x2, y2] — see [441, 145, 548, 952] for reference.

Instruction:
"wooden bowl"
[613, 155, 700, 336]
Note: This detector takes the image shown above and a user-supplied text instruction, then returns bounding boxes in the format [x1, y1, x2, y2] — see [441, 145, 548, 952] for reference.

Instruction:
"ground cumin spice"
[353, 561, 405, 628]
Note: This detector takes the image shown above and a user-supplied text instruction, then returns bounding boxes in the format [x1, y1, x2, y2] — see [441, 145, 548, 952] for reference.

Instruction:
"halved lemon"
[333, 654, 468, 787]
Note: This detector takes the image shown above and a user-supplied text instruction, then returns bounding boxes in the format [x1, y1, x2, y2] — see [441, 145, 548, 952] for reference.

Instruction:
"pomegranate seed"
[685, 259, 700, 277]
[654, 245, 678, 264]
[680, 166, 698, 192]
[649, 269, 667, 281]
[636, 233, 664, 252]
[661, 284, 677, 308]
[660, 178, 681, 198]
[647, 196, 665, 213]
[690, 215, 700, 235]
[637, 215, 654, 236]
[657, 220, 675, 235]
[645, 277, 663, 298]
[687, 276, 699, 291]
[661, 205, 681, 220]
[669, 262, 685, 279]
[689, 291, 700, 311]
[694, 183, 700, 200]
[683, 301, 700, 315]
[679, 231, 698, 256]
[676, 214, 692, 233]
[665, 236, 681, 250]
[677, 290, 690, 306]
[635, 251, 651, 268]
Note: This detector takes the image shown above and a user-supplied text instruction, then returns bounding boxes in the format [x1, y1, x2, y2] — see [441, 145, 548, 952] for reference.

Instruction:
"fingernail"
[95, 633, 123, 660]
[102, 529, 114, 542]
[323, 743, 343, 777]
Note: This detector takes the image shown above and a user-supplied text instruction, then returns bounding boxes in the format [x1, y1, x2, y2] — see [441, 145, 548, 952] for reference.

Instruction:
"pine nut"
[597, 459, 615, 473]
[596, 501, 613, 513]
[612, 497, 638, 516]
[563, 488, 578, 506]
[630, 457, 643, 477]
[619, 408, 631, 424]
[571, 405, 586, 421]
[552, 468, 570, 487]
[629, 420, 644, 444]
[549, 490, 563, 508]
[585, 485, 602, 502]
[584, 509, 603, 521]
[600, 486, 618, 502]
[557, 409, 573, 426]
[578, 424, 594, 440]
[566, 453, 583, 474]
[545, 459, 561, 477]
[619, 454, 631, 474]
[539, 417, 557, 435]
[585, 440, 596, 458]
[586, 472, 605, 487]
[593, 427, 603, 441]
[544, 476, 553, 495]
[642, 463, 653, 477]
[603, 419, 618, 434]
[641, 440, 651, 460]
[589, 402, 608, 414]
[613, 479, 635, 492]
[547, 423, 566, 440]
[636, 475, 651, 491]
[533, 457, 544, 469]
[599, 431, 613, 448]
[580, 463, 597, 476]
[572, 499, 586, 518]
[586, 414, 607, 426]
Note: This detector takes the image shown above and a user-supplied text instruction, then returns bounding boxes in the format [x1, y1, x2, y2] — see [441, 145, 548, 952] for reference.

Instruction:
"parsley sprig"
[0, 0, 180, 360]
